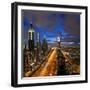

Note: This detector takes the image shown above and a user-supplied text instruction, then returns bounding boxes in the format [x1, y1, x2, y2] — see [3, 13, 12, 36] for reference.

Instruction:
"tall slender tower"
[35, 32, 41, 62]
[28, 23, 35, 51]
[56, 36, 61, 48]
[42, 35, 48, 55]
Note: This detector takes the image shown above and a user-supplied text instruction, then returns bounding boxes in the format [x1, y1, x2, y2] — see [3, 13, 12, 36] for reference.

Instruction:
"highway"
[25, 47, 80, 77]
[32, 48, 57, 77]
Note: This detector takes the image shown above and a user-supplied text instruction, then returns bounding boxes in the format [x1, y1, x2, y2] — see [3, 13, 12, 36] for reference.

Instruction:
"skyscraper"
[36, 32, 41, 49]
[56, 36, 61, 48]
[42, 35, 48, 56]
[35, 32, 41, 62]
[28, 23, 35, 51]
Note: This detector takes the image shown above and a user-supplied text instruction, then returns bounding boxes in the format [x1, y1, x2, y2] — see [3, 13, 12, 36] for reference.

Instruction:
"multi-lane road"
[25, 47, 80, 77]
[32, 48, 57, 77]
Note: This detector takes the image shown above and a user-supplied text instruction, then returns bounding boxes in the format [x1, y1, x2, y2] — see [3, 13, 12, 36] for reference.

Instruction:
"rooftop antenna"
[30, 21, 33, 29]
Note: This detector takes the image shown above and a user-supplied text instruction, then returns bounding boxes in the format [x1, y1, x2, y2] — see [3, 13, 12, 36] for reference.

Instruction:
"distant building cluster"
[23, 23, 48, 76]
[22, 23, 80, 77]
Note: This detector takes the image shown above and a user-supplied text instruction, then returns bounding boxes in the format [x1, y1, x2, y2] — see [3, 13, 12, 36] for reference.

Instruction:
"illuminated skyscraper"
[28, 23, 35, 51]
[36, 32, 41, 48]
[35, 32, 41, 62]
[56, 36, 61, 48]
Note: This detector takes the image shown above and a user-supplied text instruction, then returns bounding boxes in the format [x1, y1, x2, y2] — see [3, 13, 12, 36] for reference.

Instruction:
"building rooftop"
[28, 23, 34, 33]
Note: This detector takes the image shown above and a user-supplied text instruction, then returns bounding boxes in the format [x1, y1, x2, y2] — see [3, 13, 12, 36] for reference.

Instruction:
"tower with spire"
[28, 23, 35, 51]
[56, 35, 61, 48]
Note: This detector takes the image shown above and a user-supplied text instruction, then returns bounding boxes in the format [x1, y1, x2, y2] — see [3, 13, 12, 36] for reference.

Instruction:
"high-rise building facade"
[28, 23, 35, 51]
[56, 36, 61, 48]
[35, 32, 41, 62]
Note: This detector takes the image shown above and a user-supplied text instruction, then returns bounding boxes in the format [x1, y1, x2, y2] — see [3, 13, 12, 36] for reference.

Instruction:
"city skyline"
[22, 10, 80, 47]
[22, 10, 80, 77]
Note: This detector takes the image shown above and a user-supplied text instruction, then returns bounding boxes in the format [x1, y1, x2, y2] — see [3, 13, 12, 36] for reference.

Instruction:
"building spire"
[29, 21, 33, 29]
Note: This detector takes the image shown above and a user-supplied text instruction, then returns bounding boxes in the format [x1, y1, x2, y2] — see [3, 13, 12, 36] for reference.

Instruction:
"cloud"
[64, 14, 80, 35]
[22, 10, 80, 44]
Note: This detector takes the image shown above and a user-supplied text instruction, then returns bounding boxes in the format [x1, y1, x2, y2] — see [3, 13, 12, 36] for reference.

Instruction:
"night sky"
[22, 10, 80, 46]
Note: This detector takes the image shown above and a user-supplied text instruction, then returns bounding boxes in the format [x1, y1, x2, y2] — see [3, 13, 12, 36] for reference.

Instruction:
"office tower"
[28, 23, 35, 52]
[42, 35, 48, 55]
[56, 36, 61, 48]
[35, 32, 41, 62]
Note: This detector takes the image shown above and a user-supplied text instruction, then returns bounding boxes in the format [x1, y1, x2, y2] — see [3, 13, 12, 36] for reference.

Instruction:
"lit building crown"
[28, 23, 34, 33]
[56, 36, 61, 42]
[28, 23, 35, 40]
